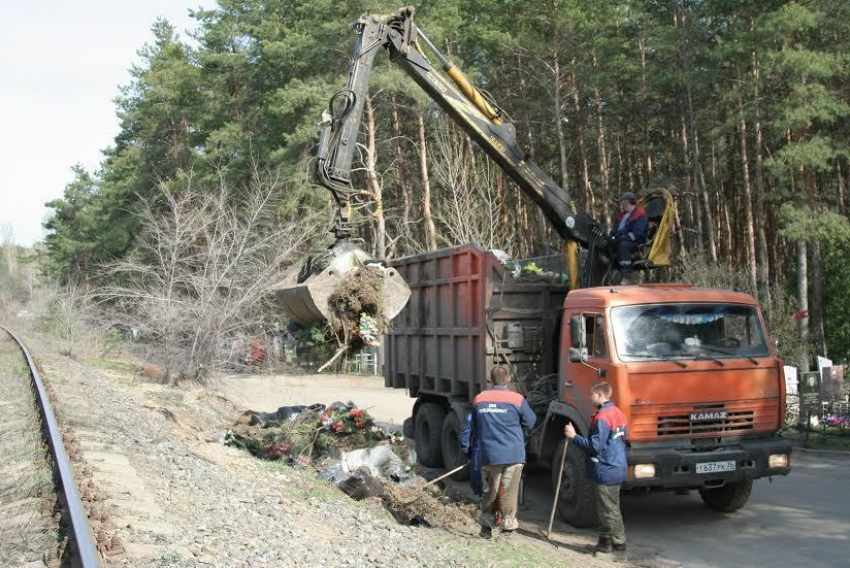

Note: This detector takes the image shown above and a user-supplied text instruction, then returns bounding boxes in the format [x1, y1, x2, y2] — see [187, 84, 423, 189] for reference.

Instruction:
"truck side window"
[593, 316, 608, 358]
[582, 314, 608, 359]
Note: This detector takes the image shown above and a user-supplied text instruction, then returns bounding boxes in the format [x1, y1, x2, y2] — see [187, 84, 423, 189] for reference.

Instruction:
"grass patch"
[265, 461, 346, 503]
[444, 537, 568, 567]
[145, 390, 185, 407]
[783, 429, 850, 452]
[87, 357, 139, 373]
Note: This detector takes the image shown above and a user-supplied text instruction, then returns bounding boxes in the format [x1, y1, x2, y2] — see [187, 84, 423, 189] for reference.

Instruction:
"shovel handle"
[422, 463, 468, 489]
[547, 439, 569, 536]
[399, 463, 469, 506]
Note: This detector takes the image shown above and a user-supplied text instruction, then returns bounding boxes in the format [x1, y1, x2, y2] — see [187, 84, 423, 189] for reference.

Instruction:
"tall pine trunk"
[417, 112, 438, 251]
[796, 239, 810, 372]
[389, 94, 412, 229]
[737, 96, 758, 293]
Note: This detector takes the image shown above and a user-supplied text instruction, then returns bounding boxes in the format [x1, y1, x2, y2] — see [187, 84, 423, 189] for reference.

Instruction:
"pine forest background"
[5, 0, 849, 371]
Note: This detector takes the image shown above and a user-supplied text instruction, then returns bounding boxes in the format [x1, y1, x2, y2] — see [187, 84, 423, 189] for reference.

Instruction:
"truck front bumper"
[623, 436, 792, 489]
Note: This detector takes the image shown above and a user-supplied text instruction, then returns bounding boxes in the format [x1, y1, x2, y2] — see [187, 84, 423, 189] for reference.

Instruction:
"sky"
[0, 1, 207, 246]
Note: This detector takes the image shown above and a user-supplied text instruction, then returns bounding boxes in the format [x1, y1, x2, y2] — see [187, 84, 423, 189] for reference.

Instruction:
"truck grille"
[629, 399, 778, 441]
[657, 406, 754, 436]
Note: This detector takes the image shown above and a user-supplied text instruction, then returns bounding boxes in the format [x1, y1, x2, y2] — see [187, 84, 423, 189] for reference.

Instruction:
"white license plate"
[696, 460, 736, 474]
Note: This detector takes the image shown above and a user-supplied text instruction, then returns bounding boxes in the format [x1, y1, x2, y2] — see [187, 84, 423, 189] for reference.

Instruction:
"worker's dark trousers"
[596, 483, 626, 545]
[616, 240, 640, 266]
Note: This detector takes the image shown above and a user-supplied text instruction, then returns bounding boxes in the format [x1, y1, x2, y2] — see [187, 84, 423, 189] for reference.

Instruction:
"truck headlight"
[768, 454, 789, 468]
[634, 464, 656, 478]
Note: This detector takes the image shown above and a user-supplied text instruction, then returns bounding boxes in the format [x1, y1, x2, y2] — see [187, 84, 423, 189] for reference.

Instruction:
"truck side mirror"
[569, 315, 586, 349]
[568, 347, 588, 363]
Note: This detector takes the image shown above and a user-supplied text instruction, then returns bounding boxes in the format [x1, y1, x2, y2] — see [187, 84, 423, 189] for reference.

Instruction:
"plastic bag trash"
[409, 514, 431, 527]
[320, 445, 409, 485]
[340, 445, 406, 479]
[327, 401, 356, 412]
[318, 462, 346, 484]
[248, 403, 325, 426]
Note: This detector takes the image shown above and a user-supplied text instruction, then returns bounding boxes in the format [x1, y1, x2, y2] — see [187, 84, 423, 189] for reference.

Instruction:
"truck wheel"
[551, 438, 597, 527]
[699, 480, 753, 513]
[402, 416, 415, 439]
[441, 412, 470, 481]
[415, 403, 446, 467]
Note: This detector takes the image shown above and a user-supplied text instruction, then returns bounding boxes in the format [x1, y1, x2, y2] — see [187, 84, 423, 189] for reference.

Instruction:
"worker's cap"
[619, 192, 638, 204]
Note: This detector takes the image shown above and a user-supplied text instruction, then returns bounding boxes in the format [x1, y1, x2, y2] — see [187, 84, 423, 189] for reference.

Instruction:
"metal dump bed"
[384, 244, 567, 402]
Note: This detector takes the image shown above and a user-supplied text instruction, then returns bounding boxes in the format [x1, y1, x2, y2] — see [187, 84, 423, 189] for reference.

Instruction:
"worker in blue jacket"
[609, 192, 649, 284]
[463, 365, 536, 534]
[460, 412, 482, 497]
[565, 381, 628, 560]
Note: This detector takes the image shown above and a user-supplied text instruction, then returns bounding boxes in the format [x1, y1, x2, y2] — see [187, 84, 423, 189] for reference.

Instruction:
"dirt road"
[222, 372, 850, 568]
[215, 372, 415, 430]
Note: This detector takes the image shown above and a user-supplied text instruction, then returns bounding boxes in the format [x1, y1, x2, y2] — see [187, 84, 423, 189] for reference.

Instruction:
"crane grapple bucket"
[272, 246, 411, 328]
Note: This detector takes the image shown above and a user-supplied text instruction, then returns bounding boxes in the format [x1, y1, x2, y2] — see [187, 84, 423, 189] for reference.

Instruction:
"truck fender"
[534, 401, 589, 467]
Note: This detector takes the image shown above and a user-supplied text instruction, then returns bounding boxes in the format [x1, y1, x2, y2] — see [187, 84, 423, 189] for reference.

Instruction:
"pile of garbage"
[225, 402, 405, 465]
[224, 401, 480, 532]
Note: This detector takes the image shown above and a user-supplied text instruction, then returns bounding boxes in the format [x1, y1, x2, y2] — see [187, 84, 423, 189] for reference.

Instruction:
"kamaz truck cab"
[540, 284, 792, 525]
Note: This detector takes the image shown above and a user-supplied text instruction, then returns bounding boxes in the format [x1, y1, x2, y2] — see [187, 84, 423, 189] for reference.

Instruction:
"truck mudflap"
[623, 436, 792, 489]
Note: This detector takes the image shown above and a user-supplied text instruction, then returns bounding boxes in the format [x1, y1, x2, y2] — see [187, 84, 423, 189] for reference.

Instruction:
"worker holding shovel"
[465, 366, 536, 536]
[564, 382, 628, 561]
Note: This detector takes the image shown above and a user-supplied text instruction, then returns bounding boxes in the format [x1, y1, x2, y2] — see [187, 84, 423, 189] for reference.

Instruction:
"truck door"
[561, 312, 611, 421]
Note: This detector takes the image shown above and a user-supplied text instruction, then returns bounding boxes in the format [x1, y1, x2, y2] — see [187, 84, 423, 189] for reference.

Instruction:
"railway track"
[0, 326, 101, 567]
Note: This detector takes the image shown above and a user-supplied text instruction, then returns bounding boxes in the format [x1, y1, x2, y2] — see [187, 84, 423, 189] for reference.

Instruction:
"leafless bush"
[34, 283, 98, 357]
[430, 119, 516, 253]
[97, 170, 323, 384]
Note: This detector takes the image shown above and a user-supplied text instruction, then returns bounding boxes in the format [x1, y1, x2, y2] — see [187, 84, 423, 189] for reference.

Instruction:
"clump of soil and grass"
[318, 268, 388, 371]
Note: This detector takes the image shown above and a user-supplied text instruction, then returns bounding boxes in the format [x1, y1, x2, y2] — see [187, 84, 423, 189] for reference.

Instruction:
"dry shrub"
[378, 479, 480, 533]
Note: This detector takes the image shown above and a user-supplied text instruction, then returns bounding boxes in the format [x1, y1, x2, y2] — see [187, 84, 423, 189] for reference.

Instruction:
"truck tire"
[402, 416, 415, 440]
[441, 412, 470, 481]
[415, 403, 446, 467]
[551, 438, 597, 527]
[699, 480, 753, 513]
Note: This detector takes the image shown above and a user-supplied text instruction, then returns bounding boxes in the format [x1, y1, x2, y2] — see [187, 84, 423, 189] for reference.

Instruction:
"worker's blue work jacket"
[571, 401, 628, 485]
[610, 206, 649, 244]
[462, 385, 536, 466]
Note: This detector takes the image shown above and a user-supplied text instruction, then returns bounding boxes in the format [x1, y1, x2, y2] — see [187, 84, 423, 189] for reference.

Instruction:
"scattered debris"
[225, 400, 481, 533]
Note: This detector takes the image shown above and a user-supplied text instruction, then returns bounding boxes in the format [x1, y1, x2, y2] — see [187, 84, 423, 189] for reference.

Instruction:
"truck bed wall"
[384, 244, 567, 403]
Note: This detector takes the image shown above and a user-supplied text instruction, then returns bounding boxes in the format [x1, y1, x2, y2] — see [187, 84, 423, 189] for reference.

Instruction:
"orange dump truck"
[385, 245, 791, 526]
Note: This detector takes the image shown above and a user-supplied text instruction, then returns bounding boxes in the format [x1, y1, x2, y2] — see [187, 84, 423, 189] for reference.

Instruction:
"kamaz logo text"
[690, 411, 728, 421]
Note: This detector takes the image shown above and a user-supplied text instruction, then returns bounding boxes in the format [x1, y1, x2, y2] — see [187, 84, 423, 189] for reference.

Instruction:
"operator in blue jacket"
[609, 191, 649, 285]
[565, 381, 628, 561]
[462, 365, 536, 534]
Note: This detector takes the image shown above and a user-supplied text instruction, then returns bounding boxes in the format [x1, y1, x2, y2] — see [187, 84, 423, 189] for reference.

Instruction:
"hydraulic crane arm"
[316, 8, 609, 286]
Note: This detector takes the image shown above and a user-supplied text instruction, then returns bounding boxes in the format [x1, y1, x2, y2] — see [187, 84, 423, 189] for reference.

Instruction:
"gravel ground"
[24, 336, 616, 567]
[0, 333, 58, 567]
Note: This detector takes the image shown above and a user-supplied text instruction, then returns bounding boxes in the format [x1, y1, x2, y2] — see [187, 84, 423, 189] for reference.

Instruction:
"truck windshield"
[611, 303, 769, 362]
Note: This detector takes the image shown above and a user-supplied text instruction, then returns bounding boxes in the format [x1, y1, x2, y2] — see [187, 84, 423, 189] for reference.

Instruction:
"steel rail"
[1, 326, 102, 567]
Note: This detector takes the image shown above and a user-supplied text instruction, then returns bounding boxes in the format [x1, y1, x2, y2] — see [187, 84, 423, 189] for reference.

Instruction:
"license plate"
[696, 460, 736, 474]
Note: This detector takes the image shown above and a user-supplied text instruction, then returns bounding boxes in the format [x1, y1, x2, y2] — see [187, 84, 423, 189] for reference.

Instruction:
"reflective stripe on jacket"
[571, 401, 628, 485]
[464, 386, 536, 466]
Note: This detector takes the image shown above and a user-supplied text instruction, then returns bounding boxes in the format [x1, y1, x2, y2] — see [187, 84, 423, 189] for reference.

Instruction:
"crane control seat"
[631, 191, 671, 270]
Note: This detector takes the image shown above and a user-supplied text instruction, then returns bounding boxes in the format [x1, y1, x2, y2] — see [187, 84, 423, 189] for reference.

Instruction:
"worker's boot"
[589, 536, 613, 555]
[612, 542, 628, 563]
[619, 264, 633, 285]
